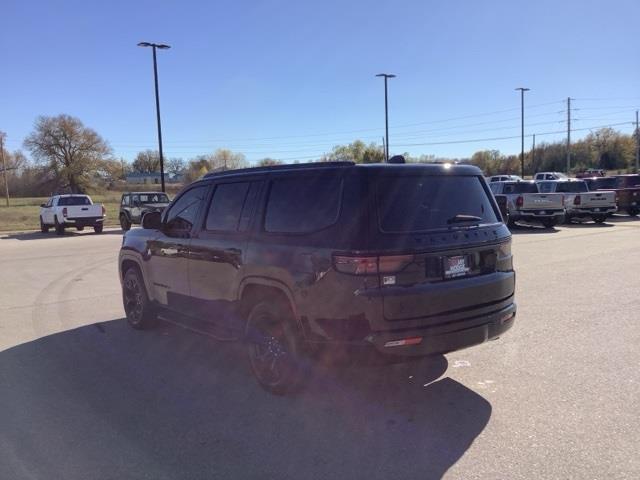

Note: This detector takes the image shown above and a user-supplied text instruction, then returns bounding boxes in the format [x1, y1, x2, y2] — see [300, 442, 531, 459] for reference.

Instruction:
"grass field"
[0, 194, 122, 232]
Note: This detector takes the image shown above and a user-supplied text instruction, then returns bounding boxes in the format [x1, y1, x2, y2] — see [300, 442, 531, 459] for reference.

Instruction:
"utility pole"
[515, 87, 530, 178]
[635, 110, 639, 173]
[566, 97, 571, 174]
[0, 133, 9, 206]
[375, 73, 396, 162]
[138, 42, 171, 192]
[381, 136, 386, 160]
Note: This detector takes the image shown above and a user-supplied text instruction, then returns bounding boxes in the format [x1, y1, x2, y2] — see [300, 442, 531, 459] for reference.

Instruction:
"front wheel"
[76, 226, 84, 231]
[94, 224, 103, 234]
[593, 215, 607, 224]
[245, 301, 307, 395]
[40, 217, 49, 233]
[628, 207, 639, 217]
[122, 267, 156, 329]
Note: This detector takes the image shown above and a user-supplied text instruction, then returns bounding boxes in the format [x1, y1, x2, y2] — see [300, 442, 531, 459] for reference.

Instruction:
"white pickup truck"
[536, 179, 617, 223]
[489, 181, 565, 228]
[39, 194, 106, 235]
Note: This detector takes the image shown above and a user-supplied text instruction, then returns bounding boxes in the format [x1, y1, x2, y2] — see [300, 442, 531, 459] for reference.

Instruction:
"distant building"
[125, 172, 162, 184]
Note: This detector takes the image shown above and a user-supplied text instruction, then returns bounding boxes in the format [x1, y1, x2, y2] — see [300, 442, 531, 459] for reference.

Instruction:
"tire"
[76, 226, 84, 231]
[120, 214, 131, 231]
[122, 267, 156, 329]
[542, 218, 556, 229]
[54, 217, 65, 235]
[245, 301, 308, 395]
[40, 217, 49, 233]
[563, 213, 572, 225]
[628, 207, 639, 217]
[593, 215, 606, 224]
[94, 224, 104, 234]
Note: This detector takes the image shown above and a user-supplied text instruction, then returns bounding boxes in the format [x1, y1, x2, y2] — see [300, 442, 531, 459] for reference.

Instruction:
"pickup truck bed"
[538, 180, 617, 223]
[489, 181, 564, 228]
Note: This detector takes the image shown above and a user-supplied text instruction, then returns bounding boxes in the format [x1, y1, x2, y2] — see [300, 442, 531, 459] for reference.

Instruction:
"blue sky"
[1, 0, 639, 164]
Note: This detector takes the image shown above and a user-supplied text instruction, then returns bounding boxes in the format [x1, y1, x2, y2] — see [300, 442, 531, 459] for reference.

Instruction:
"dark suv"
[119, 191, 171, 231]
[118, 161, 516, 393]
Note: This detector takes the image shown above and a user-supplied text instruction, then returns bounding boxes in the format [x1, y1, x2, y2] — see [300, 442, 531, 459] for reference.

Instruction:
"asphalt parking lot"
[1, 218, 639, 480]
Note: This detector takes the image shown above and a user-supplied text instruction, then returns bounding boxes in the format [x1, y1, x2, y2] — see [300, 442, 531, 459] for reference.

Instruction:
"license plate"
[444, 255, 470, 279]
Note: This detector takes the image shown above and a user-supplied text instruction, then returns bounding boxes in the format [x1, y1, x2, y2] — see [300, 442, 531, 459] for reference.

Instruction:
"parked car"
[575, 168, 606, 178]
[39, 194, 105, 235]
[536, 179, 617, 223]
[534, 172, 569, 181]
[488, 180, 564, 228]
[488, 174, 523, 183]
[584, 175, 640, 216]
[119, 191, 171, 231]
[119, 161, 516, 394]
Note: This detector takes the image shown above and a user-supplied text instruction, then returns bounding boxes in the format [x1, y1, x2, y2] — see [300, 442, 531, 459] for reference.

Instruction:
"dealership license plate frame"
[443, 255, 470, 279]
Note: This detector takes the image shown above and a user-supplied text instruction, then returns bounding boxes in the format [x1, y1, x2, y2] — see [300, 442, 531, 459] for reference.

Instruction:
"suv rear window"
[58, 196, 91, 206]
[586, 178, 616, 190]
[556, 181, 588, 193]
[377, 175, 498, 232]
[264, 176, 342, 233]
[504, 183, 538, 194]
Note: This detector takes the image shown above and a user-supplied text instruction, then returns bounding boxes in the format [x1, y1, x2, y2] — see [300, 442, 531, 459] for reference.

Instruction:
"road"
[1, 219, 639, 480]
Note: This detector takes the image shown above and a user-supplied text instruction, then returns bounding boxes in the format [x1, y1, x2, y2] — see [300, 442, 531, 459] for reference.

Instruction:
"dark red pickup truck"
[584, 175, 640, 216]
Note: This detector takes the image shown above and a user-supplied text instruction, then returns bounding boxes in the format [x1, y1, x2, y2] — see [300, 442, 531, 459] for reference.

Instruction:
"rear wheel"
[76, 226, 84, 231]
[94, 224, 103, 234]
[593, 215, 606, 224]
[122, 267, 156, 329]
[54, 218, 65, 235]
[40, 217, 49, 233]
[120, 214, 131, 231]
[628, 207, 639, 217]
[245, 301, 307, 395]
[563, 213, 572, 224]
[542, 218, 556, 229]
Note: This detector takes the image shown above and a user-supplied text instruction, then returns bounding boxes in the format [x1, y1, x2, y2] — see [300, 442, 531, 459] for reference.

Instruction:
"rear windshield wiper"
[447, 214, 483, 224]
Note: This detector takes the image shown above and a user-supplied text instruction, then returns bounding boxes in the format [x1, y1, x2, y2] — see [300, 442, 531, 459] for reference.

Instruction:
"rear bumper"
[567, 206, 616, 216]
[514, 209, 564, 220]
[366, 302, 516, 356]
[62, 216, 104, 227]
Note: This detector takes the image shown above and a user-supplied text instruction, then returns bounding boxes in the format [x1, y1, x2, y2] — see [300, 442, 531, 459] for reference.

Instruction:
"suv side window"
[538, 182, 554, 193]
[205, 182, 250, 232]
[121, 195, 130, 207]
[264, 176, 343, 233]
[164, 185, 208, 233]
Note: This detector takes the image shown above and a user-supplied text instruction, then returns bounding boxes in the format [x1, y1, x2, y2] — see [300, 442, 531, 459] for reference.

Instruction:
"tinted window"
[589, 178, 616, 189]
[556, 181, 587, 193]
[617, 176, 640, 187]
[205, 182, 250, 231]
[377, 175, 499, 233]
[265, 176, 342, 233]
[121, 195, 129, 206]
[164, 185, 208, 231]
[510, 183, 538, 194]
[58, 196, 91, 206]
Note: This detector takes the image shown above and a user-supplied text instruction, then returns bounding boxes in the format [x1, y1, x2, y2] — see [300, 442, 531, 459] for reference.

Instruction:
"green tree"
[24, 114, 112, 193]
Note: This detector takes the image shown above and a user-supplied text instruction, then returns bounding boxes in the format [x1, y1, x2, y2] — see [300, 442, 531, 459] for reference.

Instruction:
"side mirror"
[141, 211, 162, 230]
[40, 203, 47, 208]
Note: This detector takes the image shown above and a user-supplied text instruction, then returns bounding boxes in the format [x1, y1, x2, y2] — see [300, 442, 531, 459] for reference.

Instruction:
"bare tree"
[132, 150, 160, 173]
[23, 114, 111, 193]
[166, 157, 185, 176]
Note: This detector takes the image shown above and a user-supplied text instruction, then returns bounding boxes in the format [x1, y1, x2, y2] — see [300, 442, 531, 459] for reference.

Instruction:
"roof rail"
[202, 161, 355, 179]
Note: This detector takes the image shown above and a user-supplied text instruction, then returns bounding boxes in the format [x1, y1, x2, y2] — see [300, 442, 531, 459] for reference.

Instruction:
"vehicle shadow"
[509, 223, 560, 234]
[562, 221, 614, 228]
[0, 228, 123, 241]
[606, 214, 640, 224]
[0, 319, 491, 480]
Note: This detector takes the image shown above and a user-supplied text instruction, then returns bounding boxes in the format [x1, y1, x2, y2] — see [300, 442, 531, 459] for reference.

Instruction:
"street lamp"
[138, 41, 171, 192]
[376, 73, 396, 162]
[515, 87, 530, 178]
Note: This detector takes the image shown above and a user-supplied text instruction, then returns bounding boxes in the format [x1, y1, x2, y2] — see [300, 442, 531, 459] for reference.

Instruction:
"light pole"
[138, 41, 170, 192]
[376, 73, 396, 162]
[515, 87, 530, 178]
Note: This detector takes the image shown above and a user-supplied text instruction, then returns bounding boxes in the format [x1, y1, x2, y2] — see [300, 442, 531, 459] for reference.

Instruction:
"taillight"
[573, 195, 581, 205]
[497, 240, 513, 272]
[62, 207, 68, 217]
[516, 196, 523, 207]
[333, 254, 414, 275]
[102, 205, 106, 216]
